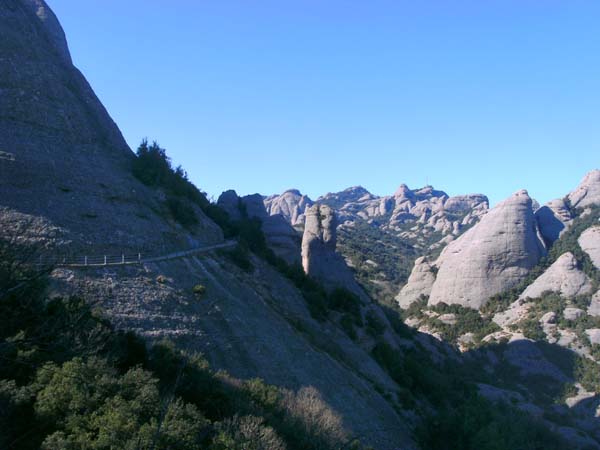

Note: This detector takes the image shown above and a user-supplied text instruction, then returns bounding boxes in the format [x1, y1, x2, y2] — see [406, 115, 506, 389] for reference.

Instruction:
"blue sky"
[49, 0, 599, 205]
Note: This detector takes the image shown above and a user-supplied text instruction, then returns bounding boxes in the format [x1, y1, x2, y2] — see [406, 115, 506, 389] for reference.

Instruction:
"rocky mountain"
[264, 184, 489, 303]
[2, 1, 600, 448]
[264, 189, 314, 228]
[427, 190, 547, 310]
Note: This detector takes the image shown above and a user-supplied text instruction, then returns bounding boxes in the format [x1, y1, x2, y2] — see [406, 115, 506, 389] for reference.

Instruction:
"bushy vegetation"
[0, 243, 357, 450]
[131, 140, 237, 234]
[402, 299, 500, 346]
[132, 140, 205, 227]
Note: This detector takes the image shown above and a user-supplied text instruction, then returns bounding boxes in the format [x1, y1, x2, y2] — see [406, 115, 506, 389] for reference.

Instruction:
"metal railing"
[39, 240, 237, 268]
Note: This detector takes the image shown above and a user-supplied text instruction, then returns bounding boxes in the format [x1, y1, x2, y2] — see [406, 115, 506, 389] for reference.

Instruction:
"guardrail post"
[84, 256, 88, 266]
[104, 256, 107, 265]
[138, 253, 141, 264]
[122, 254, 125, 264]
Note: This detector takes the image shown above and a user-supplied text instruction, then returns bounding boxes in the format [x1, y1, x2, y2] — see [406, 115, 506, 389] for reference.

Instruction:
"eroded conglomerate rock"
[536, 198, 573, 245]
[519, 252, 593, 300]
[568, 170, 600, 209]
[264, 189, 314, 227]
[301, 204, 360, 293]
[588, 291, 600, 317]
[218, 190, 301, 265]
[428, 190, 546, 309]
[395, 256, 436, 309]
[579, 226, 600, 270]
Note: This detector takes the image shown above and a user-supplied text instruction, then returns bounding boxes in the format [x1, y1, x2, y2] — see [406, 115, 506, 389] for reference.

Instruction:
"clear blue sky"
[49, 0, 599, 205]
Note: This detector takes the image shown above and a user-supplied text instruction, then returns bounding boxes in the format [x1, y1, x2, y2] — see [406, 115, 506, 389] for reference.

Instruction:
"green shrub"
[328, 288, 362, 325]
[167, 196, 198, 227]
[224, 244, 254, 272]
[193, 284, 206, 296]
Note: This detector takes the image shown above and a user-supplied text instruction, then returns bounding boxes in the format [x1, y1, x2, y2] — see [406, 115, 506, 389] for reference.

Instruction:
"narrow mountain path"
[43, 240, 237, 268]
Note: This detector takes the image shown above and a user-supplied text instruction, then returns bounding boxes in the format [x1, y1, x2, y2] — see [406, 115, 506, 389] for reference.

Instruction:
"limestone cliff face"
[519, 252, 593, 300]
[0, 0, 223, 253]
[428, 190, 546, 309]
[301, 204, 361, 294]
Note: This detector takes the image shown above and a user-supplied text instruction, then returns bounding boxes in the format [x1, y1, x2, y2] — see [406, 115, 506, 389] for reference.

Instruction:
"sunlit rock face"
[519, 252, 593, 300]
[568, 169, 600, 209]
[428, 190, 546, 310]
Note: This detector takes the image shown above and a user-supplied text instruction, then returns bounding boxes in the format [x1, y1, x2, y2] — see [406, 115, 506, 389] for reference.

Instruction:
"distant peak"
[581, 169, 600, 185]
[394, 183, 412, 197]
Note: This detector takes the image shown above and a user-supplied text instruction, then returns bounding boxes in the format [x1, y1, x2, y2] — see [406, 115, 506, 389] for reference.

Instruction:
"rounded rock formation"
[428, 190, 546, 309]
[519, 252, 593, 300]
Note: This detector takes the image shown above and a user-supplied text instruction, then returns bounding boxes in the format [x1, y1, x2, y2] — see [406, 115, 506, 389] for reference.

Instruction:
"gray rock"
[579, 226, 600, 270]
[217, 190, 243, 221]
[563, 307, 586, 321]
[438, 313, 457, 325]
[535, 198, 573, 244]
[589, 291, 600, 317]
[519, 252, 593, 300]
[541, 311, 557, 325]
[428, 190, 546, 309]
[264, 189, 313, 227]
[586, 329, 600, 346]
[261, 214, 302, 265]
[568, 170, 600, 209]
[301, 204, 361, 293]
[218, 190, 301, 265]
[395, 256, 436, 309]
[22, 0, 72, 64]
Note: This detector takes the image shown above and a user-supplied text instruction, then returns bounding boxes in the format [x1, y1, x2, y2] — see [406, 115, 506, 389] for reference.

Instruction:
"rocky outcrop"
[579, 226, 600, 270]
[536, 198, 573, 245]
[218, 191, 301, 265]
[428, 190, 546, 309]
[0, 0, 224, 253]
[395, 257, 436, 309]
[301, 204, 361, 293]
[312, 184, 488, 238]
[519, 252, 593, 300]
[568, 170, 600, 209]
[23, 0, 72, 64]
[589, 291, 600, 317]
[216, 190, 243, 221]
[264, 189, 314, 227]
